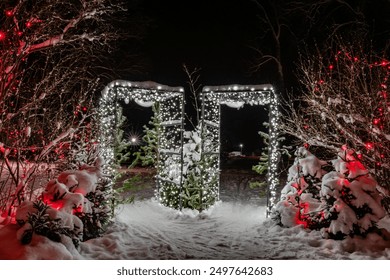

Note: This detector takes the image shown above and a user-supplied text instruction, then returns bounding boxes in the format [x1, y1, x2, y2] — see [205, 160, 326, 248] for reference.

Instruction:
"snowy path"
[79, 199, 390, 260]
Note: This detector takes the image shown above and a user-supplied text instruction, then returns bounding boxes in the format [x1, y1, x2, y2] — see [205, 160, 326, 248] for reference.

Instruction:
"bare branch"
[281, 36, 389, 188]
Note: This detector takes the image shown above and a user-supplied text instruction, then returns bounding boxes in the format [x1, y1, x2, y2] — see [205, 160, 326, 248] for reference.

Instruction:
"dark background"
[116, 0, 390, 156]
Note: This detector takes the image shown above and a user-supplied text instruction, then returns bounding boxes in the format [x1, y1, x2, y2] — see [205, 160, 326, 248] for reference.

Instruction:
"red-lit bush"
[274, 147, 386, 239]
[282, 37, 389, 190]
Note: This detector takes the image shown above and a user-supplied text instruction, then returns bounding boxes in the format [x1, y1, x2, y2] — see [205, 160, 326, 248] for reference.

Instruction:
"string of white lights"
[98, 80, 185, 209]
[201, 84, 280, 216]
[98, 81, 280, 215]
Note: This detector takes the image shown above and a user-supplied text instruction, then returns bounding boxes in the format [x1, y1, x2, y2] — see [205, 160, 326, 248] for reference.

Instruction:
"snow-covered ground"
[1, 198, 390, 260]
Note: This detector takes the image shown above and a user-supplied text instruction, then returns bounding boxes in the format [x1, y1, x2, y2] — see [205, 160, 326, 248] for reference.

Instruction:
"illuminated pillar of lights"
[202, 84, 280, 216]
[98, 81, 280, 216]
[98, 80, 185, 209]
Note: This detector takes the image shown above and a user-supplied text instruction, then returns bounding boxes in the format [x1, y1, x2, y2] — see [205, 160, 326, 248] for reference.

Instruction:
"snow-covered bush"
[273, 147, 328, 227]
[75, 176, 113, 241]
[15, 157, 111, 246]
[15, 200, 83, 246]
[319, 148, 386, 239]
[282, 38, 389, 190]
[0, 0, 125, 219]
[274, 146, 387, 239]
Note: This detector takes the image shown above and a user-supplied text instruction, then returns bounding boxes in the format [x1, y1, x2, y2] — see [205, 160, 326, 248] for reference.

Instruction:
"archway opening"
[201, 84, 280, 215]
[98, 81, 280, 215]
[118, 99, 153, 165]
[98, 80, 185, 209]
[219, 104, 269, 204]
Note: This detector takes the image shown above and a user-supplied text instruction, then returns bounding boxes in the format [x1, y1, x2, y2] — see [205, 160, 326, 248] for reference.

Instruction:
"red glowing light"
[294, 203, 310, 228]
[17, 31, 23, 36]
[329, 65, 334, 70]
[373, 118, 380, 125]
[354, 57, 359, 62]
[319, 80, 324, 84]
[357, 154, 362, 159]
[347, 161, 366, 175]
[82, 106, 87, 112]
[26, 22, 32, 28]
[73, 206, 83, 214]
[5, 10, 13, 17]
[303, 143, 310, 149]
[0, 31, 6, 40]
[365, 142, 374, 150]
[43, 199, 64, 210]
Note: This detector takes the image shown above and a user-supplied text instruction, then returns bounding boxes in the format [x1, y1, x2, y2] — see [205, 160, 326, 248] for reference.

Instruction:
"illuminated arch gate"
[201, 85, 280, 216]
[99, 81, 280, 215]
[99, 81, 186, 208]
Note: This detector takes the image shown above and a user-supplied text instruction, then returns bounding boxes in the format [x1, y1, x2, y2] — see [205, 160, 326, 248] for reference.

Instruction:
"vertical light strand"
[201, 85, 280, 216]
[267, 89, 280, 217]
[98, 80, 185, 209]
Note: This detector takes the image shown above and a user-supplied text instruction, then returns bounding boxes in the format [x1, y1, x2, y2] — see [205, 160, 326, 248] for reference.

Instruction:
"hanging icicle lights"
[202, 84, 280, 216]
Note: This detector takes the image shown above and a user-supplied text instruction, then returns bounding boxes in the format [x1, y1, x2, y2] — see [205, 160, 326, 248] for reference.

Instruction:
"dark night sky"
[142, 0, 261, 86]
[136, 0, 390, 86]
[120, 0, 390, 155]
[123, 0, 270, 155]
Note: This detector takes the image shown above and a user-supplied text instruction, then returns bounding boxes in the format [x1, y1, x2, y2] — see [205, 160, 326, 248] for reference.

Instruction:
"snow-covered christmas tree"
[273, 147, 328, 227]
[319, 148, 386, 239]
[274, 146, 387, 239]
[15, 157, 111, 246]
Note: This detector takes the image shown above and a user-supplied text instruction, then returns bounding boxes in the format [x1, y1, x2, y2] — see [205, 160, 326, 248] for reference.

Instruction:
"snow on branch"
[281, 37, 389, 189]
[0, 0, 127, 219]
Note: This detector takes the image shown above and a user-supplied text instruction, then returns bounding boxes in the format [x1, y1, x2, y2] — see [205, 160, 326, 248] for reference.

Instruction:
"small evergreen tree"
[75, 176, 113, 241]
[273, 147, 328, 227]
[274, 146, 387, 239]
[319, 148, 386, 239]
[114, 107, 132, 166]
[181, 129, 204, 210]
[180, 127, 218, 211]
[251, 123, 292, 191]
[17, 200, 81, 246]
[134, 102, 162, 168]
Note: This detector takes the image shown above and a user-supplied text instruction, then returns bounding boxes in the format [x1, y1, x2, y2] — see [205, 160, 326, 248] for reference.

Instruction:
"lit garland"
[98, 80, 185, 209]
[201, 84, 280, 216]
[98, 81, 280, 215]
